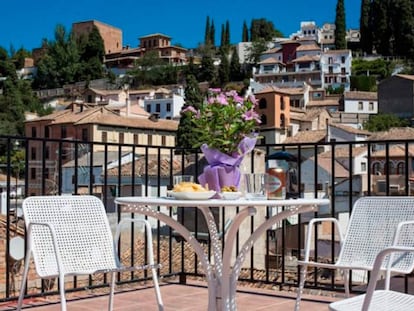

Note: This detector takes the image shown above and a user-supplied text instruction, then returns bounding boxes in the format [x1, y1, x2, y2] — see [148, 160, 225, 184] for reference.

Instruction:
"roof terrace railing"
[1, 135, 414, 303]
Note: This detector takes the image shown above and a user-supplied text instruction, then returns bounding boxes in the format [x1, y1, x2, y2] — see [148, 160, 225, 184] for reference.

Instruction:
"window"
[258, 98, 267, 109]
[161, 136, 166, 146]
[341, 67, 346, 74]
[261, 115, 267, 125]
[31, 168, 36, 179]
[31, 147, 36, 160]
[280, 97, 285, 110]
[82, 128, 88, 141]
[45, 126, 50, 138]
[341, 56, 346, 63]
[146, 105, 151, 113]
[133, 134, 138, 145]
[329, 66, 333, 74]
[156, 103, 161, 113]
[148, 135, 153, 145]
[119, 133, 124, 144]
[61, 126, 67, 138]
[102, 132, 107, 143]
[31, 127, 37, 137]
[397, 162, 405, 174]
[45, 146, 50, 160]
[369, 102, 374, 111]
[328, 57, 333, 64]
[166, 103, 171, 112]
[44, 168, 49, 179]
[280, 114, 285, 127]
[358, 102, 363, 110]
[361, 162, 367, 172]
[373, 162, 381, 175]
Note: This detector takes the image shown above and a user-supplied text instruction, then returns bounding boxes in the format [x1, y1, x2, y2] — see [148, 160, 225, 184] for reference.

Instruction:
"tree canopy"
[363, 113, 409, 132]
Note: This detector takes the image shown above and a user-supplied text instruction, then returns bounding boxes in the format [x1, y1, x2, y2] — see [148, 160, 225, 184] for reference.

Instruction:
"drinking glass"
[173, 175, 194, 186]
[243, 173, 267, 200]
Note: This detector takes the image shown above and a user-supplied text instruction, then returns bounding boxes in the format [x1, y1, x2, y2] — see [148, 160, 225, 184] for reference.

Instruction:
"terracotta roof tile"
[292, 55, 320, 62]
[344, 91, 377, 101]
[319, 146, 368, 158]
[283, 130, 326, 143]
[296, 44, 321, 51]
[312, 157, 349, 178]
[368, 127, 414, 141]
[329, 123, 371, 135]
[371, 145, 414, 157]
[259, 57, 283, 65]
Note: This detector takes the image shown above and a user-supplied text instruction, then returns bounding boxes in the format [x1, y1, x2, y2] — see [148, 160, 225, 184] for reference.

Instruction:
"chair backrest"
[338, 196, 414, 273]
[23, 195, 117, 278]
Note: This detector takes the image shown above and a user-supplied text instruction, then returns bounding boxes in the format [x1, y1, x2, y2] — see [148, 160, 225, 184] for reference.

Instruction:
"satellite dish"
[9, 236, 25, 261]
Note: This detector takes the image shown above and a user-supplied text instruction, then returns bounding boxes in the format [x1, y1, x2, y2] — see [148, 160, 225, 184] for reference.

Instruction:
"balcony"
[1, 135, 414, 309]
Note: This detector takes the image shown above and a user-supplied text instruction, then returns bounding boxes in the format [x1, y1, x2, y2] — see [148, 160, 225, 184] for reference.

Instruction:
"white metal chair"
[329, 221, 414, 311]
[295, 196, 414, 311]
[17, 195, 164, 311]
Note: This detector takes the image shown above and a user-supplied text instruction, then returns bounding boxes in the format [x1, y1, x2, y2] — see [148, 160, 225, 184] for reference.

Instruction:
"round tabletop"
[115, 196, 330, 208]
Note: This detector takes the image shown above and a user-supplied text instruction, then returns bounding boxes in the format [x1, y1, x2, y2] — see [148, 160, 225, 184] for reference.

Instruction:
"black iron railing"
[1, 135, 414, 302]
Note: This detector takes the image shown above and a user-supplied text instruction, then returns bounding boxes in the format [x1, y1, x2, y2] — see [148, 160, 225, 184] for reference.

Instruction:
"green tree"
[77, 25, 105, 81]
[218, 50, 230, 86]
[210, 20, 216, 47]
[128, 51, 164, 86]
[198, 46, 216, 82]
[363, 113, 409, 132]
[11, 48, 31, 70]
[242, 21, 249, 42]
[176, 75, 204, 151]
[250, 18, 282, 42]
[334, 0, 347, 49]
[229, 47, 242, 81]
[246, 38, 268, 64]
[360, 0, 373, 55]
[34, 25, 81, 88]
[204, 16, 211, 46]
[225, 21, 230, 46]
[390, 0, 414, 58]
[371, 0, 393, 56]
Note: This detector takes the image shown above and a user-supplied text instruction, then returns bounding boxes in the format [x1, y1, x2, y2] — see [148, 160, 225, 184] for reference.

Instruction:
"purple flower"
[182, 106, 198, 114]
[216, 94, 228, 105]
[209, 88, 222, 94]
[242, 109, 261, 124]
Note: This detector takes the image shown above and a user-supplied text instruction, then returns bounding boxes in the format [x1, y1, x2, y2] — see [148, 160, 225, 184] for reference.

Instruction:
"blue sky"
[1, 0, 361, 52]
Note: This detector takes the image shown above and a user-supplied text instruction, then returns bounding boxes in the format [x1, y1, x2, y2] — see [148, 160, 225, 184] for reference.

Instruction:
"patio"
[1, 278, 338, 310]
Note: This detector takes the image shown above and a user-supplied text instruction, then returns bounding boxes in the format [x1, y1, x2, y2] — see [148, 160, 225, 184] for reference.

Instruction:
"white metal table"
[115, 197, 330, 311]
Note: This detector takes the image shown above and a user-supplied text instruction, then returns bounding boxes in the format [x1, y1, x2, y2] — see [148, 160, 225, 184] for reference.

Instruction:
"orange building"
[255, 86, 291, 145]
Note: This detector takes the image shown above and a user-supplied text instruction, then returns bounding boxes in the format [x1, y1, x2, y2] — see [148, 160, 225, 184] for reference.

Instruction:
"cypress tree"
[218, 49, 230, 86]
[242, 21, 249, 42]
[334, 0, 347, 49]
[360, 0, 373, 55]
[176, 74, 204, 151]
[371, 0, 392, 56]
[230, 47, 242, 81]
[210, 20, 215, 47]
[204, 16, 211, 46]
[220, 24, 225, 47]
[225, 20, 230, 46]
[390, 0, 414, 57]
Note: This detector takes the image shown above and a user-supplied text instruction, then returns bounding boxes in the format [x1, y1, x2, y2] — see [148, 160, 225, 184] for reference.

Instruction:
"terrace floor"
[1, 278, 339, 311]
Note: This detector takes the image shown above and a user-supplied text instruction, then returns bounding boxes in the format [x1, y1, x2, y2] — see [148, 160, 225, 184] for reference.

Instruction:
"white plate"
[220, 192, 242, 200]
[167, 190, 216, 200]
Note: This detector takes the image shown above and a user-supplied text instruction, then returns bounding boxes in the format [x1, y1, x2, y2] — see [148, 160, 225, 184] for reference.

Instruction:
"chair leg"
[151, 267, 164, 311]
[108, 271, 116, 311]
[16, 252, 31, 310]
[343, 269, 350, 297]
[58, 273, 67, 311]
[294, 265, 307, 311]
